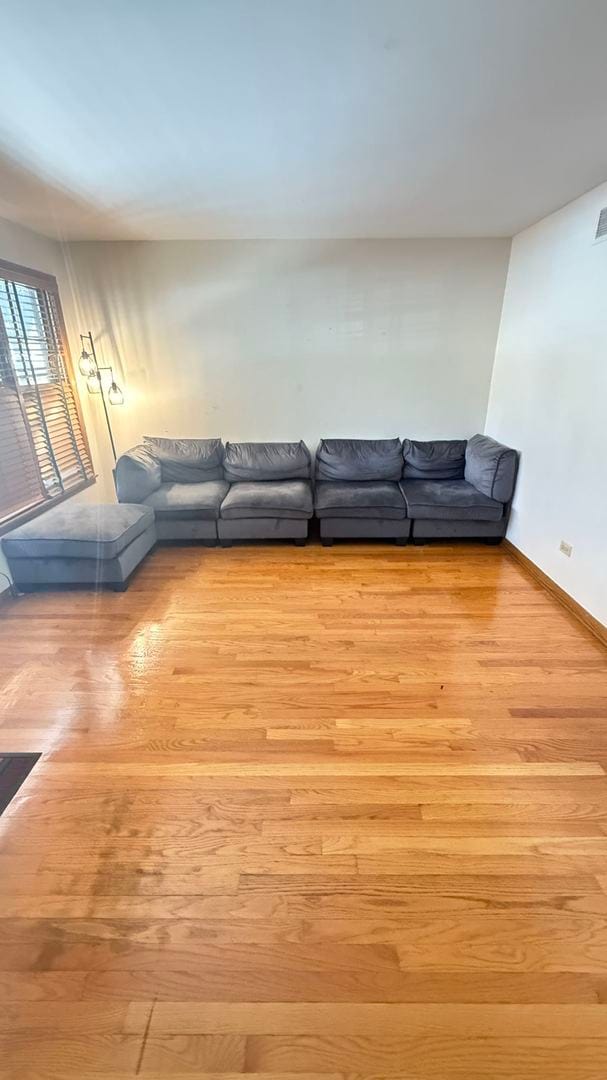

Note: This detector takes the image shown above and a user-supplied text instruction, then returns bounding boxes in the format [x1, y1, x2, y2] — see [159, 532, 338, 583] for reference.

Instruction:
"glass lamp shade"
[108, 381, 124, 406]
[86, 372, 101, 394]
[79, 351, 96, 377]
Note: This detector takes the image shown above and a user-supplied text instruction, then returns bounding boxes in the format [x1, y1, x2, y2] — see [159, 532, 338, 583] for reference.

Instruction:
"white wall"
[1, 229, 509, 591]
[486, 182, 607, 626]
[0, 217, 65, 284]
[3, 209, 606, 625]
[66, 239, 510, 453]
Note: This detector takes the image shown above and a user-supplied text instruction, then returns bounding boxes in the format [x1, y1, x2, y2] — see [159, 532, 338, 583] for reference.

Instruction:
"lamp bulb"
[79, 351, 95, 377]
[108, 381, 124, 405]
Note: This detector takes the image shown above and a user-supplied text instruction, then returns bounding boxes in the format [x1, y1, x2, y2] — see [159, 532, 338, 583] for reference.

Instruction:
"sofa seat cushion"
[143, 436, 224, 482]
[401, 479, 504, 521]
[220, 481, 313, 520]
[402, 439, 466, 480]
[224, 441, 311, 482]
[2, 503, 154, 560]
[315, 481, 407, 519]
[316, 438, 403, 482]
[144, 481, 229, 520]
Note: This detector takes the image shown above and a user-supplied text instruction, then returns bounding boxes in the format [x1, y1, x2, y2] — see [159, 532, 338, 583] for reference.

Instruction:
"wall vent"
[595, 207, 607, 242]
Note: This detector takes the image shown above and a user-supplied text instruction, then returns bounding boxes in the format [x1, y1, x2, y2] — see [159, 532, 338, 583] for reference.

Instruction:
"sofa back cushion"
[143, 436, 224, 482]
[223, 441, 311, 482]
[115, 445, 162, 503]
[402, 439, 467, 480]
[464, 434, 518, 502]
[316, 438, 403, 482]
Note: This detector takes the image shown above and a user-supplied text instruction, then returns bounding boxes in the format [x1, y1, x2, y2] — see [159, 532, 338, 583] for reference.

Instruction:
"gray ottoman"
[2, 503, 156, 592]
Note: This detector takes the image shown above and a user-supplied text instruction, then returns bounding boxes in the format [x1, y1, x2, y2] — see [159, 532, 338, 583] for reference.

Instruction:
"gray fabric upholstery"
[115, 445, 162, 503]
[320, 518, 411, 539]
[413, 519, 506, 539]
[464, 434, 518, 502]
[223, 441, 311, 482]
[401, 479, 504, 521]
[402, 439, 466, 480]
[316, 438, 402, 481]
[315, 480, 406, 520]
[144, 480, 229, 520]
[155, 519, 217, 541]
[2, 503, 154, 560]
[7, 523, 156, 588]
[219, 518, 308, 540]
[220, 481, 313, 519]
[143, 436, 224, 482]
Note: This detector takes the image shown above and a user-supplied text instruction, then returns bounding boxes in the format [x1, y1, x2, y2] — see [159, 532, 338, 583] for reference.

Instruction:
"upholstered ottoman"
[2, 504, 156, 591]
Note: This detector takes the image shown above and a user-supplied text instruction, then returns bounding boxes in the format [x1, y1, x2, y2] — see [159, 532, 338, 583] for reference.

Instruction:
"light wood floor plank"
[149, 1000, 607, 1036]
[1, 541, 606, 1077]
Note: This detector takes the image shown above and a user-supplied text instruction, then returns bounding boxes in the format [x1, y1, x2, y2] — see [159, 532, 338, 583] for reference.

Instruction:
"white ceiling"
[1, 0, 607, 241]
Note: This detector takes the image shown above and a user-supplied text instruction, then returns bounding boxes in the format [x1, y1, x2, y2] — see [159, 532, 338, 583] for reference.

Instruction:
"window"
[0, 260, 94, 530]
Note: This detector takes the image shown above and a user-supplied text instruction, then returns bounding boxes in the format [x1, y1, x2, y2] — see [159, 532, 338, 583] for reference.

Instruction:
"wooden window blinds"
[0, 260, 94, 530]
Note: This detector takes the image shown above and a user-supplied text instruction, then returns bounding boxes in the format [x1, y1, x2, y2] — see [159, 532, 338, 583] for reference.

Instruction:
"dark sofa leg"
[294, 538, 307, 547]
[203, 540, 217, 548]
[220, 540, 233, 548]
[394, 537, 408, 546]
[484, 537, 502, 545]
[111, 581, 129, 592]
[412, 537, 426, 546]
[321, 538, 334, 547]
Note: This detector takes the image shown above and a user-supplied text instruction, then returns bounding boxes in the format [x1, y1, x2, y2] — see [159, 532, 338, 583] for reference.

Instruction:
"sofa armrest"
[115, 445, 162, 503]
[464, 434, 518, 503]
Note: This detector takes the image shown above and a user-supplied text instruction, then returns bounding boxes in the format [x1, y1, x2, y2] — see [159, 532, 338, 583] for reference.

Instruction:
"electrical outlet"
[559, 540, 572, 557]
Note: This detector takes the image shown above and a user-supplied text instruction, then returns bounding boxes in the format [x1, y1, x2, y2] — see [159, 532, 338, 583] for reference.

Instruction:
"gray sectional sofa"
[115, 437, 314, 545]
[400, 434, 518, 543]
[315, 438, 410, 544]
[114, 433, 518, 545]
[2, 503, 156, 591]
[115, 437, 227, 542]
[219, 440, 313, 545]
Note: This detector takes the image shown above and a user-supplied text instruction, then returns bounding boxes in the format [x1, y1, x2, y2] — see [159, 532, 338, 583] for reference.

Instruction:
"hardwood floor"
[1, 541, 607, 1078]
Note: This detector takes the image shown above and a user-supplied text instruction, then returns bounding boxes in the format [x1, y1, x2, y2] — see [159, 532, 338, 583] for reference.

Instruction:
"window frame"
[0, 258, 96, 535]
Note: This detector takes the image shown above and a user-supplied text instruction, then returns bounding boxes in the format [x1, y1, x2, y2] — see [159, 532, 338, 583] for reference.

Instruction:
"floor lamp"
[78, 332, 124, 461]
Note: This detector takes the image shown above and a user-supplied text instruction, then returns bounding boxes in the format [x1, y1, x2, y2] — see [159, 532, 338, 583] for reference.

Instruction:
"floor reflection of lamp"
[78, 331, 124, 461]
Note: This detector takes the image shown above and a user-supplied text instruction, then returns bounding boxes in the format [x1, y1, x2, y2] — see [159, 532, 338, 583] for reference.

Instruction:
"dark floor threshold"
[0, 754, 41, 815]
